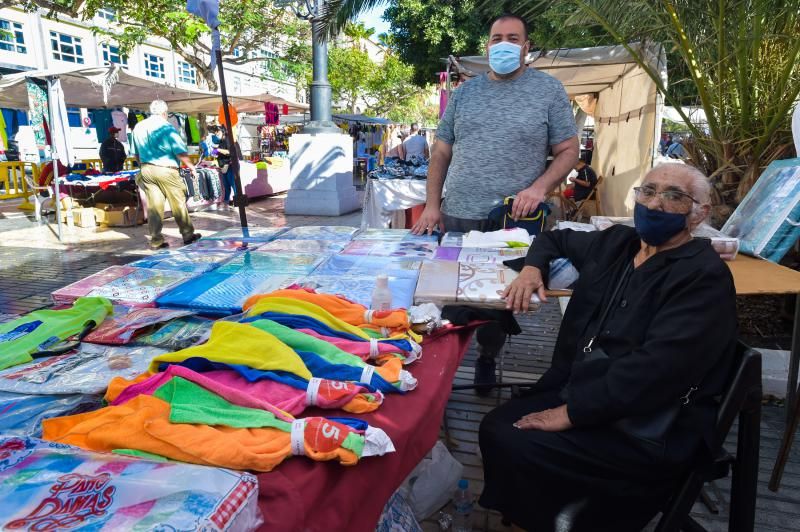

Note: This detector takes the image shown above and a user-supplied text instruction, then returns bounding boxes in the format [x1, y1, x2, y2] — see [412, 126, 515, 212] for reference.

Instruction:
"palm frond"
[316, 0, 387, 41]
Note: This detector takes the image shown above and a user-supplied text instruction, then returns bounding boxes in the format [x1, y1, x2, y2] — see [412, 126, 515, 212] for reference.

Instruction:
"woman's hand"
[503, 266, 547, 313]
[513, 405, 573, 432]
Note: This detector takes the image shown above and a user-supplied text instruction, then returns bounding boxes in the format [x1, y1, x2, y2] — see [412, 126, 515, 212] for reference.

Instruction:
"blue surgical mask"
[488, 42, 522, 75]
[633, 202, 688, 246]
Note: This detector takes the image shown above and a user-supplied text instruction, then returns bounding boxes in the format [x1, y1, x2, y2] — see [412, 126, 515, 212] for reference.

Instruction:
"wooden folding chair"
[570, 175, 604, 222]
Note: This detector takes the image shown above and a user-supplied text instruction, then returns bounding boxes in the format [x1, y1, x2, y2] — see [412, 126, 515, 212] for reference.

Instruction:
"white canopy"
[333, 114, 393, 125]
[0, 65, 309, 114]
[448, 44, 667, 216]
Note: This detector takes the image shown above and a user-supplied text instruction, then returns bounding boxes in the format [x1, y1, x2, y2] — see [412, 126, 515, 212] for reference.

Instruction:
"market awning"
[333, 114, 393, 125]
[0, 65, 308, 114]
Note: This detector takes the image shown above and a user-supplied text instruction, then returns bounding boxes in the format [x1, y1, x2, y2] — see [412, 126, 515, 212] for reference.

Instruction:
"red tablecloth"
[256, 324, 478, 531]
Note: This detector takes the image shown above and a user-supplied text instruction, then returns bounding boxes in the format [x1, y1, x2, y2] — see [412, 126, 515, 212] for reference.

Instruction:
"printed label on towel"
[368, 339, 380, 359]
[410, 341, 422, 356]
[5, 472, 116, 530]
[304, 418, 348, 453]
[360, 365, 375, 384]
[306, 378, 322, 405]
[290, 419, 306, 456]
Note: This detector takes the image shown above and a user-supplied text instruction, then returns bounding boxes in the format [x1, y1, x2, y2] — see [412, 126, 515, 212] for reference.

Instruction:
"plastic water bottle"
[453, 479, 473, 532]
[370, 274, 392, 311]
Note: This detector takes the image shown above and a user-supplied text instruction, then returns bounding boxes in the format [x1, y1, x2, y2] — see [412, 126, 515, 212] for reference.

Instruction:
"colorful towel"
[129, 250, 236, 273]
[299, 328, 420, 364]
[0, 297, 112, 370]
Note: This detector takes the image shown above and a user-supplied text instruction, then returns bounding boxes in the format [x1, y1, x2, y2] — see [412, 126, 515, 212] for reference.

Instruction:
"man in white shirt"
[400, 123, 430, 161]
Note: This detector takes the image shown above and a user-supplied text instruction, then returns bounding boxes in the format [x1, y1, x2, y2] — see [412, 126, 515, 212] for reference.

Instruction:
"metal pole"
[214, 48, 249, 229]
[46, 77, 63, 241]
[304, 0, 338, 134]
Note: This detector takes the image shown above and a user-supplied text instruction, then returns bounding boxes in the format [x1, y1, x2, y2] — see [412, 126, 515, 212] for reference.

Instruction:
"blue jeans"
[222, 166, 237, 202]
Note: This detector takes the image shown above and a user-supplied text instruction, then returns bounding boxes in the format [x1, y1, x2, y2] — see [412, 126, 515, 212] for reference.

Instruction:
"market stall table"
[256, 323, 478, 532]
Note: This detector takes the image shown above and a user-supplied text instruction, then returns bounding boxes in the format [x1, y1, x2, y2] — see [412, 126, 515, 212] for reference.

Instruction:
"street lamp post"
[279, 0, 339, 134]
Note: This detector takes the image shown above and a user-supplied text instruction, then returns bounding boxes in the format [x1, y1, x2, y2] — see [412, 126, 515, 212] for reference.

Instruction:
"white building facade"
[0, 7, 302, 102]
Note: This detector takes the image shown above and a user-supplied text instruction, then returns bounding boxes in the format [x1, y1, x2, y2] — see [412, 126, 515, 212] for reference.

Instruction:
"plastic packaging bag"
[402, 441, 463, 520]
[548, 258, 580, 290]
[0, 393, 101, 436]
[0, 437, 263, 531]
[377, 490, 423, 532]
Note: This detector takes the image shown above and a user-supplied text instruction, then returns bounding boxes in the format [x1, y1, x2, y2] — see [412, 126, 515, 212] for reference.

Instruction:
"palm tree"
[481, 0, 800, 203]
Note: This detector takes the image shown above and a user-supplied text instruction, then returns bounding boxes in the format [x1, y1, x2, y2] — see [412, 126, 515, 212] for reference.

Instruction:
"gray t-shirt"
[436, 68, 577, 219]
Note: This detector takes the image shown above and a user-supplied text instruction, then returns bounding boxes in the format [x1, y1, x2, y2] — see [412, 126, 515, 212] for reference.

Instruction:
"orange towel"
[42, 394, 359, 471]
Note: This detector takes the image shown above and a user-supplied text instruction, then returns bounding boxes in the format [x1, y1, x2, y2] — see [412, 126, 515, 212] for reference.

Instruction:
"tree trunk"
[198, 113, 207, 137]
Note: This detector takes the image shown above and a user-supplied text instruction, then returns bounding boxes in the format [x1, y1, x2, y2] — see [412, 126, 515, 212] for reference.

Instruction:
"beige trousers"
[136, 165, 195, 246]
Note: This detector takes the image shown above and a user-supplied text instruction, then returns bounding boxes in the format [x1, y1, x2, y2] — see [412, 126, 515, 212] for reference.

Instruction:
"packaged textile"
[205, 226, 289, 243]
[354, 228, 438, 244]
[414, 260, 540, 310]
[183, 238, 251, 251]
[43, 379, 395, 471]
[256, 238, 348, 254]
[129, 250, 235, 273]
[434, 246, 528, 263]
[341, 240, 438, 259]
[591, 216, 740, 260]
[314, 254, 422, 280]
[721, 158, 800, 262]
[297, 275, 417, 309]
[0, 393, 101, 437]
[279, 225, 359, 241]
[377, 491, 422, 532]
[440, 232, 465, 247]
[133, 315, 214, 350]
[0, 297, 112, 371]
[156, 271, 298, 316]
[0, 437, 262, 531]
[52, 266, 196, 307]
[83, 307, 194, 345]
[216, 251, 325, 275]
[0, 343, 164, 395]
[461, 228, 533, 248]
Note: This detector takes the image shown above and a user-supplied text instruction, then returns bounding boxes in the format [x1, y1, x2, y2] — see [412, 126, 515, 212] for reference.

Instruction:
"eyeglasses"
[633, 186, 699, 208]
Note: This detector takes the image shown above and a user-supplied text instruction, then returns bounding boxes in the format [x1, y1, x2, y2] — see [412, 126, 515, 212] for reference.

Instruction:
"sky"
[355, 3, 390, 36]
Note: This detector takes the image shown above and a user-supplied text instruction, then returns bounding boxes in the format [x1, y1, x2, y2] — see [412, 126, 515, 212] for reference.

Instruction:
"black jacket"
[513, 226, 737, 456]
[99, 138, 126, 173]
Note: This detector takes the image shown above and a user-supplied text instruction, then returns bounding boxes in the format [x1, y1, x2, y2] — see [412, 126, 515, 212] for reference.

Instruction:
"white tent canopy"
[448, 44, 667, 216]
[0, 65, 308, 114]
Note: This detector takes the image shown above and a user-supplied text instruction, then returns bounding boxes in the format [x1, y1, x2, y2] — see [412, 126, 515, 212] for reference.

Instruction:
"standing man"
[400, 123, 430, 161]
[132, 100, 201, 250]
[99, 127, 127, 173]
[411, 13, 579, 392]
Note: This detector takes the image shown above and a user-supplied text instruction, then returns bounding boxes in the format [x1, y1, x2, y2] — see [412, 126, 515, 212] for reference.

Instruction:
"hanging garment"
[188, 117, 201, 143]
[25, 80, 49, 146]
[127, 110, 139, 130]
[111, 110, 128, 142]
[107, 364, 382, 415]
[244, 319, 416, 391]
[43, 378, 394, 471]
[0, 297, 112, 371]
[218, 104, 238, 127]
[90, 110, 114, 143]
[148, 321, 312, 379]
[0, 110, 7, 151]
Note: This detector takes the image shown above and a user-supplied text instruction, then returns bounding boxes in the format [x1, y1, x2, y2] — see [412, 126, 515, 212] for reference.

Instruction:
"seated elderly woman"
[479, 163, 737, 531]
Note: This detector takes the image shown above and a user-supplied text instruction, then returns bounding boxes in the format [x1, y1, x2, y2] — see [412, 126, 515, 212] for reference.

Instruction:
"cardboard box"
[59, 206, 97, 228]
[94, 203, 144, 227]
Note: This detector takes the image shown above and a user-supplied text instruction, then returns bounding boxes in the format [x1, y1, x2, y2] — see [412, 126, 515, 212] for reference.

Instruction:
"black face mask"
[633, 202, 688, 246]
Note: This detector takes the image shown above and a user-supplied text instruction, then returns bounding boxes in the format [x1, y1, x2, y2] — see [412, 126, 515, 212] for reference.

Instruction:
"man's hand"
[503, 266, 547, 313]
[189, 166, 198, 177]
[411, 204, 443, 235]
[513, 404, 572, 432]
[510, 184, 546, 220]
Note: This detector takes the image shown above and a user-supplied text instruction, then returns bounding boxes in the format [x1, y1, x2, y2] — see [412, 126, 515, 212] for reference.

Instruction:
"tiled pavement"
[1, 196, 799, 531]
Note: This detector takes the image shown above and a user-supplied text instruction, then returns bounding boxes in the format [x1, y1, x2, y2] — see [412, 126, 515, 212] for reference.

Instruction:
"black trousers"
[479, 391, 681, 532]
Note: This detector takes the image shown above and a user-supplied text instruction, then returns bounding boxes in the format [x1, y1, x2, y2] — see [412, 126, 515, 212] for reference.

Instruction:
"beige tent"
[0, 65, 309, 114]
[447, 44, 667, 216]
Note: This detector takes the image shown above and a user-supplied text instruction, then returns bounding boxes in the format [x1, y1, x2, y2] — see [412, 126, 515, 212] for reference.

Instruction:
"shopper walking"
[132, 100, 201, 250]
[411, 12, 578, 392]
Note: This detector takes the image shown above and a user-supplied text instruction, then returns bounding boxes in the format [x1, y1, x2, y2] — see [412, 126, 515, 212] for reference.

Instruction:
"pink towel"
[111, 365, 382, 416]
[298, 328, 418, 364]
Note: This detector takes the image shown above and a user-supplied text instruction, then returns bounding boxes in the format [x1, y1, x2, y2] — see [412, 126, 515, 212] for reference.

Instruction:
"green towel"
[153, 377, 365, 457]
[112, 449, 169, 462]
[188, 117, 200, 144]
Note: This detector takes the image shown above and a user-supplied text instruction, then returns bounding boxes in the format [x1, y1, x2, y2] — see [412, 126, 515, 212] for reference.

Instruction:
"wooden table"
[726, 254, 800, 492]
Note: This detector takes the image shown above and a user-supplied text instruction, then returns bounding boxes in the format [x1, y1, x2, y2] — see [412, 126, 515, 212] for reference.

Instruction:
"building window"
[0, 19, 26, 54]
[233, 47, 243, 58]
[100, 43, 127, 67]
[144, 53, 165, 79]
[66, 107, 81, 127]
[97, 8, 116, 21]
[50, 31, 84, 63]
[177, 61, 196, 85]
[232, 76, 241, 94]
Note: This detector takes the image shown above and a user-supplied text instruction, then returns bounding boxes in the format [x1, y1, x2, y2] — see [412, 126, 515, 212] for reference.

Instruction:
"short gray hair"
[648, 162, 711, 210]
[150, 99, 168, 115]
